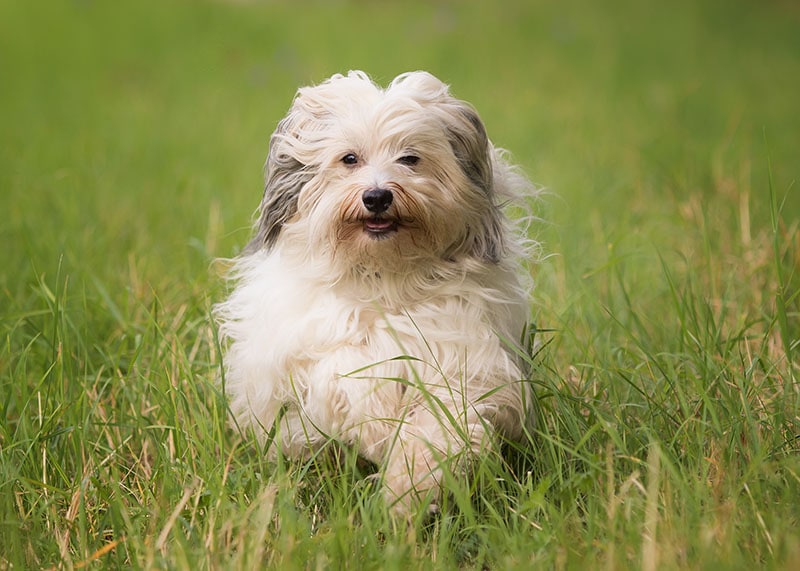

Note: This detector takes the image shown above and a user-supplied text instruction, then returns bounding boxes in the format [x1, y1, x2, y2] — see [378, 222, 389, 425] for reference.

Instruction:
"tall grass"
[1, 0, 798, 568]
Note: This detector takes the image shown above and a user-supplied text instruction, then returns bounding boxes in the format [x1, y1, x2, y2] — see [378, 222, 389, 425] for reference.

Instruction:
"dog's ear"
[394, 71, 508, 262]
[246, 74, 364, 253]
[245, 115, 313, 253]
[392, 73, 496, 195]
[439, 100, 507, 264]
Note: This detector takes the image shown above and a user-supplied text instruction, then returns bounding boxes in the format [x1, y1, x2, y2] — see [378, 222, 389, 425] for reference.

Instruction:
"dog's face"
[249, 71, 506, 271]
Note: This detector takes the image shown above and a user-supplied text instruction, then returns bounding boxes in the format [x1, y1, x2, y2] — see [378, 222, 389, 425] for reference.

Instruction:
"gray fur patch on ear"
[443, 104, 507, 264]
[446, 106, 493, 195]
[474, 205, 506, 264]
[244, 121, 313, 253]
[244, 161, 308, 253]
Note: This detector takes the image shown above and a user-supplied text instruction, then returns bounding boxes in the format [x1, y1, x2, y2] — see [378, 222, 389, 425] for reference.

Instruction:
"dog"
[215, 70, 535, 517]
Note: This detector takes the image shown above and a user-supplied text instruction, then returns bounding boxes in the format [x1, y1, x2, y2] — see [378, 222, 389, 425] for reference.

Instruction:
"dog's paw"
[326, 387, 351, 432]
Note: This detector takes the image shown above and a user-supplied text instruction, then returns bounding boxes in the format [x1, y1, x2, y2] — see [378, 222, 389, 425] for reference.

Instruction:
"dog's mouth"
[363, 217, 399, 238]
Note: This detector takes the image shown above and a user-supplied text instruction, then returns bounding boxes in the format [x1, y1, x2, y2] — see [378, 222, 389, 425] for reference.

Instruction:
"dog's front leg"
[381, 405, 491, 519]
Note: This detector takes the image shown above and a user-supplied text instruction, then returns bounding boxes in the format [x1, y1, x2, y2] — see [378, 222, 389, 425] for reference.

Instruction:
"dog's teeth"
[365, 219, 397, 233]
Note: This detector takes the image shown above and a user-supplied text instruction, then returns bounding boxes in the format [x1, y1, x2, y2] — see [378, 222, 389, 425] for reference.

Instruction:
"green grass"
[1, 0, 799, 568]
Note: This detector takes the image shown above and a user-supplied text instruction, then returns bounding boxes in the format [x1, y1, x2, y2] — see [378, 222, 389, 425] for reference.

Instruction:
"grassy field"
[1, 0, 799, 568]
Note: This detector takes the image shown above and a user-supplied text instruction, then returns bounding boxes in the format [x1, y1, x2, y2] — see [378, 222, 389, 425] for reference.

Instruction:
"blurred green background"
[2, 0, 798, 297]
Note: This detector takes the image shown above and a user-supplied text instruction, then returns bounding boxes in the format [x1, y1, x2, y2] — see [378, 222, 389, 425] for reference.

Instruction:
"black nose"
[362, 188, 394, 214]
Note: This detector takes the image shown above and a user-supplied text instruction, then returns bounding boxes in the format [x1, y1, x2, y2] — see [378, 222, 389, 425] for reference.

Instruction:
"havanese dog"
[215, 70, 535, 517]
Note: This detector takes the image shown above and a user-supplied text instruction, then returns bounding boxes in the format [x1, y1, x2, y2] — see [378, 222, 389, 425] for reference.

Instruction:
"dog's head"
[247, 71, 508, 271]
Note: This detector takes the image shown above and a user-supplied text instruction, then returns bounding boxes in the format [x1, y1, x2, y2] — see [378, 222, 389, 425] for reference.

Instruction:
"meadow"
[1, 0, 798, 568]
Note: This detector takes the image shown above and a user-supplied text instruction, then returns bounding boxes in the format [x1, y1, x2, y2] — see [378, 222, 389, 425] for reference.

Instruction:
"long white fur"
[215, 70, 534, 516]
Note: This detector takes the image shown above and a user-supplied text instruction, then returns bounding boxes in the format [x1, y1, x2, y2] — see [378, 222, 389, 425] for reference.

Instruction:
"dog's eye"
[341, 153, 359, 166]
[397, 155, 420, 167]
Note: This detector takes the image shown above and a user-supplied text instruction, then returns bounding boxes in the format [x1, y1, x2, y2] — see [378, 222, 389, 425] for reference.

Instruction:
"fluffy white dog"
[216, 70, 534, 516]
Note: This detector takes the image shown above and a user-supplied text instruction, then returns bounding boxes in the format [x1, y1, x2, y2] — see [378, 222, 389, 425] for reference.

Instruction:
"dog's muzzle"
[361, 188, 398, 237]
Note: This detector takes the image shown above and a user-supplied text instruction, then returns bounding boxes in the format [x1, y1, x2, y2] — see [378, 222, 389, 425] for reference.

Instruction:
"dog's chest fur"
[221, 249, 522, 456]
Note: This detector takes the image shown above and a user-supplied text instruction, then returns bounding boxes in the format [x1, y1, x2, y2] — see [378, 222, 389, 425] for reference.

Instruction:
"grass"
[1, 0, 798, 568]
